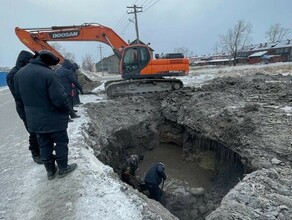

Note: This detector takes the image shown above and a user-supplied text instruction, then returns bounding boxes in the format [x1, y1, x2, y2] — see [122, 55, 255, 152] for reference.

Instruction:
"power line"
[116, 15, 131, 33]
[142, 0, 155, 8]
[139, 0, 149, 7]
[98, 44, 104, 76]
[121, 15, 134, 30]
[116, 0, 160, 39]
[114, 12, 127, 29]
[115, 1, 139, 31]
[127, 5, 143, 43]
[120, 20, 132, 37]
[143, 0, 160, 13]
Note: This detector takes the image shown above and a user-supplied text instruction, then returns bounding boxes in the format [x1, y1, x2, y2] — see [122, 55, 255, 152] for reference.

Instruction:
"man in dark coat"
[6, 50, 42, 164]
[121, 154, 144, 190]
[122, 154, 144, 176]
[14, 50, 77, 180]
[56, 59, 83, 119]
[71, 63, 82, 106]
[144, 162, 167, 202]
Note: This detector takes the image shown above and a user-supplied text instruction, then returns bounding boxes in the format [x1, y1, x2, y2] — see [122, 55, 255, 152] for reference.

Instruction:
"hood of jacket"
[72, 63, 79, 71]
[62, 59, 72, 70]
[15, 50, 34, 68]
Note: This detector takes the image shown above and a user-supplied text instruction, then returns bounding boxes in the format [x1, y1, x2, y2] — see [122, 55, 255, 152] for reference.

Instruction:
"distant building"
[189, 54, 235, 66]
[189, 38, 292, 66]
[240, 39, 292, 64]
[96, 55, 119, 74]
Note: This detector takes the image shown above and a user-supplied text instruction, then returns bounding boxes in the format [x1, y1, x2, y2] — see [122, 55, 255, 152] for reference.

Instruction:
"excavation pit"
[87, 119, 247, 220]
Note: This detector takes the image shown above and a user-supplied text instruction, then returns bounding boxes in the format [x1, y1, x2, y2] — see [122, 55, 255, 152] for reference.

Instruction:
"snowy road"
[0, 87, 39, 219]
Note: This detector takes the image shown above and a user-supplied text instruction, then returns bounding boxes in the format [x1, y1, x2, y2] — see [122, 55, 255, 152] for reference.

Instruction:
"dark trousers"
[36, 130, 69, 163]
[24, 122, 40, 156]
[145, 182, 161, 202]
[28, 131, 40, 156]
[73, 89, 81, 106]
[68, 96, 77, 118]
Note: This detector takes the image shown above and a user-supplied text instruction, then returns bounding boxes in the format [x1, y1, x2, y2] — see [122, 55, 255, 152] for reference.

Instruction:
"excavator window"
[122, 46, 150, 76]
[123, 48, 138, 64]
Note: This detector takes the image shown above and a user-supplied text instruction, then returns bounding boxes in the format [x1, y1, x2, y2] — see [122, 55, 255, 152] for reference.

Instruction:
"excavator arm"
[15, 23, 128, 63]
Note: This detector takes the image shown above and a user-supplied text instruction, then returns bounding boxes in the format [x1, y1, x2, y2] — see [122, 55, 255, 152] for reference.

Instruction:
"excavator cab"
[121, 45, 151, 79]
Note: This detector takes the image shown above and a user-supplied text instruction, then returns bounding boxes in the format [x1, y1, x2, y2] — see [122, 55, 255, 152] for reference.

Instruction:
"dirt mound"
[77, 69, 102, 93]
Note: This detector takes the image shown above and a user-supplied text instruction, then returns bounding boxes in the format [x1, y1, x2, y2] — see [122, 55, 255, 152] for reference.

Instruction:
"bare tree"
[219, 20, 252, 66]
[213, 42, 220, 54]
[173, 47, 194, 58]
[82, 54, 95, 71]
[265, 23, 290, 43]
[63, 52, 76, 63]
[50, 42, 76, 63]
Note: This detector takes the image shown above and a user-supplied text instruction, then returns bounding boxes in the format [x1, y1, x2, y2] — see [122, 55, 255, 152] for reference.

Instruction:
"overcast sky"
[1, 0, 291, 68]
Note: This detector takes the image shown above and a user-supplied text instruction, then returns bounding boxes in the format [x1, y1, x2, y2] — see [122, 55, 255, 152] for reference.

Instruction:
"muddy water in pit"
[136, 143, 214, 195]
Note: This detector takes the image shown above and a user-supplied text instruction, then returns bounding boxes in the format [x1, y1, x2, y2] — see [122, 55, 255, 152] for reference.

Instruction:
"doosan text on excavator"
[15, 23, 189, 97]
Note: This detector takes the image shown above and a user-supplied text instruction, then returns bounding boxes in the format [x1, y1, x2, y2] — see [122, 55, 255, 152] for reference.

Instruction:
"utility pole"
[98, 44, 104, 76]
[127, 4, 142, 44]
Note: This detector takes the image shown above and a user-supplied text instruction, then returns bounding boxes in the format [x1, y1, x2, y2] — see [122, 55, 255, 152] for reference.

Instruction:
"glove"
[79, 89, 84, 95]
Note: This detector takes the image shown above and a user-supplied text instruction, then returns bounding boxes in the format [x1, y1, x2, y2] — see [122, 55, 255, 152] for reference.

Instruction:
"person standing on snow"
[56, 59, 83, 119]
[71, 63, 82, 106]
[14, 50, 77, 180]
[144, 162, 167, 202]
[6, 50, 42, 164]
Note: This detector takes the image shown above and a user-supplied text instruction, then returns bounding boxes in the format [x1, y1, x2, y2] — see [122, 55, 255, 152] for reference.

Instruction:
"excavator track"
[105, 78, 183, 97]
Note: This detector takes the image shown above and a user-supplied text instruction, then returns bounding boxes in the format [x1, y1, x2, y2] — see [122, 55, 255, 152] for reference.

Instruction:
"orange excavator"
[15, 23, 189, 97]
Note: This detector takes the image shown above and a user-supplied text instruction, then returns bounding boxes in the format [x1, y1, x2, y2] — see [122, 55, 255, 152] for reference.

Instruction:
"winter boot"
[29, 132, 42, 165]
[69, 107, 80, 119]
[58, 163, 77, 178]
[57, 158, 77, 178]
[44, 160, 57, 180]
[32, 155, 43, 164]
[31, 150, 43, 165]
[71, 114, 80, 119]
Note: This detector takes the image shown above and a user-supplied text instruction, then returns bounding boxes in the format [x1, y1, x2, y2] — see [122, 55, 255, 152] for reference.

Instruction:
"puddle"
[136, 142, 214, 196]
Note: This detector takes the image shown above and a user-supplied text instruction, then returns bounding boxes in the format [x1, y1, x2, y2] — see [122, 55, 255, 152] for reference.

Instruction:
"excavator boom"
[15, 23, 128, 63]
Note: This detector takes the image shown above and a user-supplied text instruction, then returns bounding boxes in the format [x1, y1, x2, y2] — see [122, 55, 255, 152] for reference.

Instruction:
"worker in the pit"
[144, 162, 167, 202]
[121, 154, 144, 190]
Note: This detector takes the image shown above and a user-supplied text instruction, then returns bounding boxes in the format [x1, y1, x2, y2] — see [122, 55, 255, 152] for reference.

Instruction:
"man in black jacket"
[14, 50, 77, 180]
[6, 50, 42, 164]
[144, 162, 167, 202]
[56, 59, 83, 119]
[71, 63, 82, 106]
[121, 154, 144, 189]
